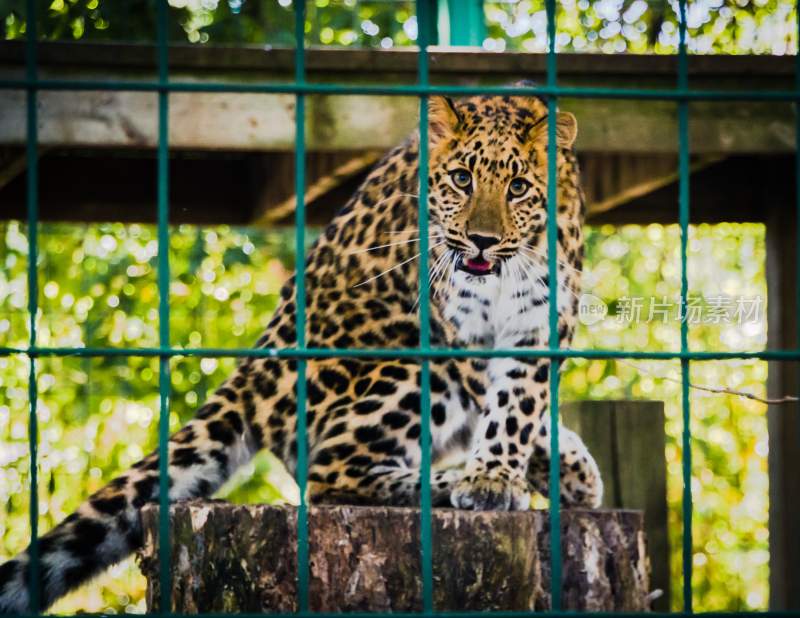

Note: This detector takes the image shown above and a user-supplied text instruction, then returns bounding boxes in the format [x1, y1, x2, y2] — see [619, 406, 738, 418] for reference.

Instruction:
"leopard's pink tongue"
[466, 258, 492, 272]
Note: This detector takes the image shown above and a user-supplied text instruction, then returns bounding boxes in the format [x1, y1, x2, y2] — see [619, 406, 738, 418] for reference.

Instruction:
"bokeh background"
[0, 0, 790, 612]
[0, 221, 769, 611]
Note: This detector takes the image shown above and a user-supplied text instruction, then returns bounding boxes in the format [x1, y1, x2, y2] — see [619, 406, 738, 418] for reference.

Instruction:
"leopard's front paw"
[450, 472, 531, 511]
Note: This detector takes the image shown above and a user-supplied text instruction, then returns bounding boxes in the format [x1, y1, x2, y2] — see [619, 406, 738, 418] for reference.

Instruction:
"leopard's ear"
[555, 111, 578, 148]
[529, 111, 578, 149]
[428, 96, 462, 140]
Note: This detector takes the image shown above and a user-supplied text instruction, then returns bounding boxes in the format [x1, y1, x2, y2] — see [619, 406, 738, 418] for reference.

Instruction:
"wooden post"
[765, 192, 800, 610]
[138, 503, 652, 612]
[561, 400, 669, 610]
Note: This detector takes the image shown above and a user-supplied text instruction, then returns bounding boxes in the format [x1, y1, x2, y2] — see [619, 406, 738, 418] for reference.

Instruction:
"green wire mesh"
[6, 0, 800, 615]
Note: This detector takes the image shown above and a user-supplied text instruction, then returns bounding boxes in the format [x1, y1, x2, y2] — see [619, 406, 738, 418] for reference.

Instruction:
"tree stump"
[138, 502, 651, 612]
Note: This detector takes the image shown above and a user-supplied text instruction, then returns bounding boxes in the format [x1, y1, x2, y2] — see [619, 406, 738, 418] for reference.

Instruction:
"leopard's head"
[426, 91, 577, 279]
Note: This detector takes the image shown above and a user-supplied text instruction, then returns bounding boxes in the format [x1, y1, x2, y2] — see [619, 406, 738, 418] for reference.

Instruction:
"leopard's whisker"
[517, 252, 553, 290]
[514, 253, 547, 286]
[411, 248, 450, 313]
[446, 251, 459, 303]
[501, 258, 526, 338]
[437, 249, 457, 295]
[429, 249, 451, 294]
[517, 252, 580, 302]
[346, 237, 433, 255]
[382, 227, 442, 235]
[519, 244, 581, 275]
[352, 240, 446, 288]
[437, 250, 455, 299]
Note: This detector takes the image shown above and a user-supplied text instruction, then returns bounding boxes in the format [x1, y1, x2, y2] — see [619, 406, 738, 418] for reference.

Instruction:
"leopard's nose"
[468, 233, 501, 252]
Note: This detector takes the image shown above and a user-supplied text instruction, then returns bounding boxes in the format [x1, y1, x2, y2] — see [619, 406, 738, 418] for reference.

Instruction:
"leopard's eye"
[450, 169, 473, 191]
[508, 178, 530, 198]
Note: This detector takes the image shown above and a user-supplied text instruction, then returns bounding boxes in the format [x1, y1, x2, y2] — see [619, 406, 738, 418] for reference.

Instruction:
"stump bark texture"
[138, 502, 651, 612]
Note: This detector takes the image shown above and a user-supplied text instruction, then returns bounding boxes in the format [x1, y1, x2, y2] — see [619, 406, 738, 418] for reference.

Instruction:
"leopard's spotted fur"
[0, 90, 602, 612]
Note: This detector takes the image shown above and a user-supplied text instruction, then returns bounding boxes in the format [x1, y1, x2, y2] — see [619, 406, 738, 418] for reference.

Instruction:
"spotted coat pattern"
[0, 90, 602, 613]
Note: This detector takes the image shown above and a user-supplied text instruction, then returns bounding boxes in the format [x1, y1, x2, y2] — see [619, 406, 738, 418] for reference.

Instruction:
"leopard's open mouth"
[457, 255, 501, 277]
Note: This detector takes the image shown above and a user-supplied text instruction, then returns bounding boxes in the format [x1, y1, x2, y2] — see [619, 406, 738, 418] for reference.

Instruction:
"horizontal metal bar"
[0, 345, 792, 361]
[0, 78, 799, 102]
[1, 610, 798, 618]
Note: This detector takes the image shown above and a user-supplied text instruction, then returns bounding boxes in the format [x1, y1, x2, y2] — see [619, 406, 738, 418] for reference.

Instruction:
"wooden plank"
[0, 90, 792, 154]
[0, 43, 795, 154]
[561, 400, 669, 611]
[0, 41, 794, 77]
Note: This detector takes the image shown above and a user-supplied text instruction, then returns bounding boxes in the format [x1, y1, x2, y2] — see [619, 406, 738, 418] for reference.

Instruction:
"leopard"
[0, 88, 603, 613]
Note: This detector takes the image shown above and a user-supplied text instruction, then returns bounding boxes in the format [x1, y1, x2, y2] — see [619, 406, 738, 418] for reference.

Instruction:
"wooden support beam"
[584, 154, 724, 217]
[765, 181, 800, 611]
[253, 150, 382, 226]
[1, 152, 786, 226]
[0, 90, 791, 155]
[0, 148, 29, 192]
[588, 155, 791, 225]
[0, 43, 794, 155]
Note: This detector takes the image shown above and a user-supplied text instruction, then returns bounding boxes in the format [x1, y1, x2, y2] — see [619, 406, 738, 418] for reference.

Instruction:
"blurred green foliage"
[0, 222, 299, 612]
[2, 0, 796, 54]
[485, 0, 796, 54]
[0, 221, 768, 611]
[0, 0, 779, 612]
[565, 223, 769, 610]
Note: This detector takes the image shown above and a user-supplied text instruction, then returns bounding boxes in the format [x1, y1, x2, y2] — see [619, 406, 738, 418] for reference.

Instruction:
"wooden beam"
[765, 176, 800, 611]
[253, 151, 382, 225]
[0, 43, 794, 155]
[1, 152, 787, 226]
[0, 41, 793, 78]
[0, 91, 791, 155]
[0, 147, 29, 191]
[584, 154, 724, 217]
[588, 155, 791, 225]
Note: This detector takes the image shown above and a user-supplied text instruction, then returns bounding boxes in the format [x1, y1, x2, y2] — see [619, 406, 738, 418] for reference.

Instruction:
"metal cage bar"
[293, 0, 311, 611]
[2, 78, 800, 101]
[415, 0, 434, 612]
[24, 0, 40, 612]
[10, 0, 798, 615]
[676, 0, 693, 612]
[3, 345, 800, 361]
[155, 1, 173, 612]
[544, 0, 562, 609]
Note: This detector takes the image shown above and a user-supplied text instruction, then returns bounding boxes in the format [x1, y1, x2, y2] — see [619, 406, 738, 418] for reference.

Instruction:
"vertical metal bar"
[796, 0, 800, 342]
[415, 0, 433, 613]
[796, 0, 800, 334]
[544, 0, 561, 611]
[24, 0, 40, 611]
[677, 0, 693, 612]
[156, 0, 172, 613]
[293, 0, 310, 613]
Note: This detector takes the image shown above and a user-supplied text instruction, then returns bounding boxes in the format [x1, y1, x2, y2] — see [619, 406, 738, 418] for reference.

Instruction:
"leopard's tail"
[0, 382, 260, 613]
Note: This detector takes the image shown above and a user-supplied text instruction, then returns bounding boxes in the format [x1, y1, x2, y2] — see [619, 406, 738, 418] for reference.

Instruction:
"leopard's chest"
[440, 263, 556, 348]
